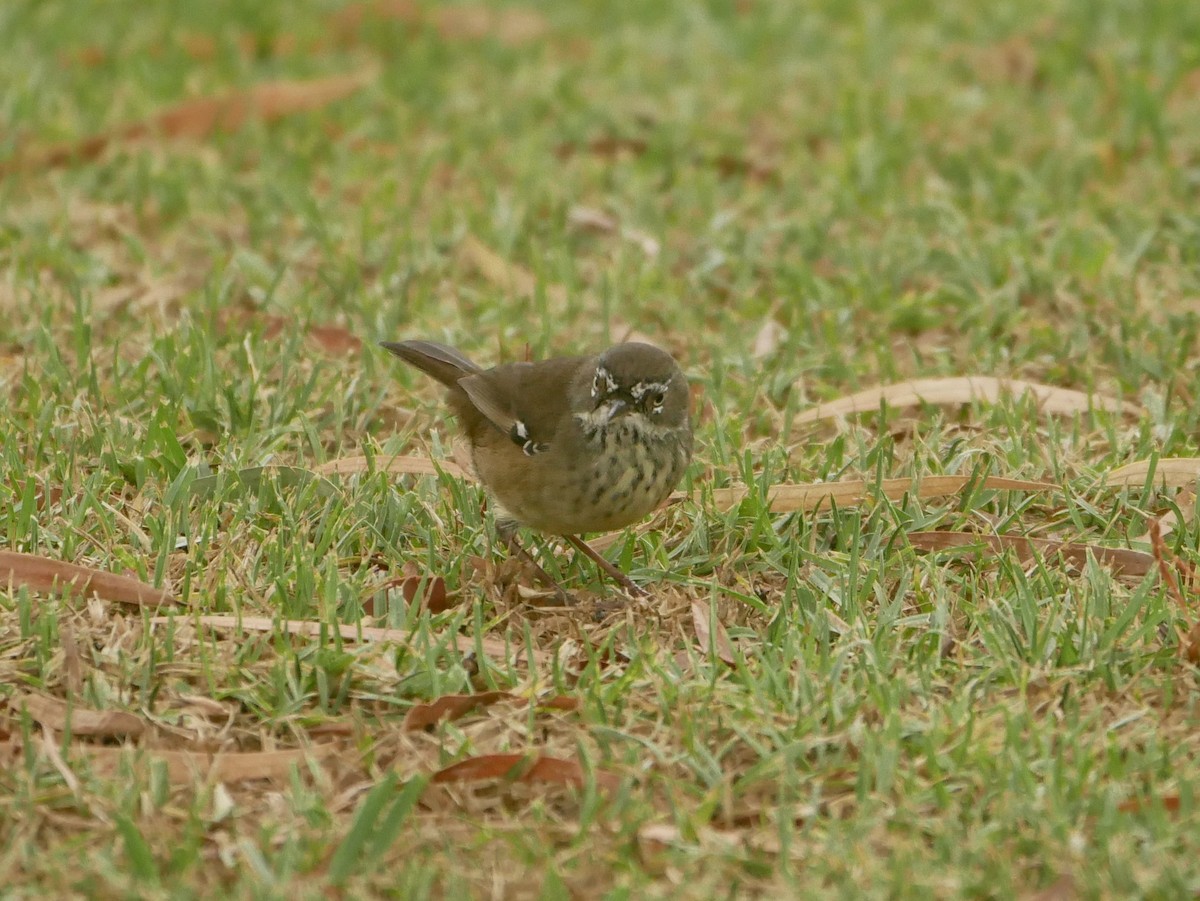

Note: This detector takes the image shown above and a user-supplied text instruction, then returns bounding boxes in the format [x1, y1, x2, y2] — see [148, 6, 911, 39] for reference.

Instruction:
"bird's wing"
[458, 356, 590, 452]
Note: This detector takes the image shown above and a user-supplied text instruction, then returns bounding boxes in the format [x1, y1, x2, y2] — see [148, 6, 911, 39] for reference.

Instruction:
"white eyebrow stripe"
[630, 381, 670, 400]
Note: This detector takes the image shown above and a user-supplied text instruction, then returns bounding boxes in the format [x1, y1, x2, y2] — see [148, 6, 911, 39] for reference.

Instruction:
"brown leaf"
[1148, 520, 1192, 611]
[1147, 520, 1200, 663]
[908, 531, 1155, 577]
[74, 743, 340, 783]
[567, 206, 660, 257]
[536, 695, 580, 712]
[8, 70, 374, 172]
[431, 753, 620, 791]
[390, 572, 451, 613]
[1026, 874, 1077, 901]
[0, 550, 176, 607]
[60, 624, 83, 695]
[307, 324, 363, 355]
[16, 694, 146, 738]
[708, 153, 779, 184]
[146, 614, 547, 664]
[554, 136, 649, 161]
[63, 45, 108, 67]
[251, 315, 362, 355]
[179, 33, 219, 61]
[1107, 458, 1200, 489]
[701, 475, 1056, 514]
[314, 454, 468, 480]
[1184, 621, 1200, 666]
[795, 377, 1138, 425]
[403, 690, 513, 730]
[690, 600, 736, 666]
[331, 2, 547, 46]
[5, 476, 63, 512]
[1118, 795, 1181, 814]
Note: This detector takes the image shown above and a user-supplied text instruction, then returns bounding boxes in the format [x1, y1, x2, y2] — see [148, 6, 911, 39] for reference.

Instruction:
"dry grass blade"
[7, 70, 374, 172]
[431, 753, 620, 791]
[331, 2, 548, 47]
[690, 600, 736, 666]
[1147, 520, 1200, 664]
[76, 743, 341, 783]
[0, 550, 176, 606]
[908, 531, 1155, 576]
[403, 691, 514, 731]
[703, 475, 1055, 514]
[315, 454, 467, 479]
[794, 376, 1138, 425]
[147, 614, 546, 664]
[16, 693, 147, 738]
[1107, 458, 1200, 488]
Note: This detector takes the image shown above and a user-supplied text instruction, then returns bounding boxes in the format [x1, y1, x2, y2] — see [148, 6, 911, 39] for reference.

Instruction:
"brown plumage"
[381, 339, 693, 594]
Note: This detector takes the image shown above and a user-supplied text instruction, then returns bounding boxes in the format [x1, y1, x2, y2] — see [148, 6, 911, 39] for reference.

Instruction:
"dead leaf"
[908, 531, 1155, 577]
[751, 318, 786, 359]
[708, 153, 778, 183]
[146, 614, 546, 664]
[73, 743, 339, 783]
[537, 695, 580, 712]
[430, 753, 619, 791]
[1118, 794, 1182, 814]
[314, 454, 468, 480]
[331, 2, 547, 46]
[16, 694, 146, 738]
[1026, 874, 1077, 901]
[700, 475, 1055, 514]
[554, 136, 649, 161]
[7, 70, 374, 172]
[1148, 520, 1192, 612]
[307, 324, 362, 355]
[0, 551, 176, 607]
[567, 206, 660, 257]
[795, 377, 1138, 425]
[1107, 458, 1200, 489]
[254, 314, 362, 355]
[433, 5, 548, 44]
[690, 600, 736, 666]
[60, 623, 84, 695]
[1147, 520, 1200, 663]
[403, 691, 513, 731]
[382, 565, 451, 613]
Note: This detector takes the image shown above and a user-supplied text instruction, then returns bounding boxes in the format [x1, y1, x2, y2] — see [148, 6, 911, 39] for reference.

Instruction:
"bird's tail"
[379, 340, 482, 388]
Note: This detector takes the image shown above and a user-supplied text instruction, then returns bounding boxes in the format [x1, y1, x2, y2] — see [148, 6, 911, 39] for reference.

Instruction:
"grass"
[2, 0, 1200, 896]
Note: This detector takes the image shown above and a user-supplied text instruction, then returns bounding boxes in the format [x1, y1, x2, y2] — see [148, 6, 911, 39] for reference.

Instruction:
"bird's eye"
[648, 391, 666, 411]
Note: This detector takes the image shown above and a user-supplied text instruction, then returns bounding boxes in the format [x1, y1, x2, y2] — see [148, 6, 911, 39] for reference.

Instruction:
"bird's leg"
[564, 534, 649, 598]
[496, 521, 574, 604]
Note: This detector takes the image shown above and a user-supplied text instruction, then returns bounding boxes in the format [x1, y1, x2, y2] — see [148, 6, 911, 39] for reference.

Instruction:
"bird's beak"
[597, 398, 627, 423]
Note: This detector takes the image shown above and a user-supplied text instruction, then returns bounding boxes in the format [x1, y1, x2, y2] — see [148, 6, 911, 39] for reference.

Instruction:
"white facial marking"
[629, 380, 670, 401]
[592, 366, 618, 399]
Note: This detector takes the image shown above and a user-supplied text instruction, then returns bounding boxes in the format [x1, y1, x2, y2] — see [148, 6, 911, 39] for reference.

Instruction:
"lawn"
[2, 0, 1200, 897]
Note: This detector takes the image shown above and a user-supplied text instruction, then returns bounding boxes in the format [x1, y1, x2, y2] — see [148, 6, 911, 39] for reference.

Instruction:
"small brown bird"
[381, 339, 692, 596]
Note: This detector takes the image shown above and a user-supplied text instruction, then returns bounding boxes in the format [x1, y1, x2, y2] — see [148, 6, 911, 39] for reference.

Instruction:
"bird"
[380, 339, 693, 597]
